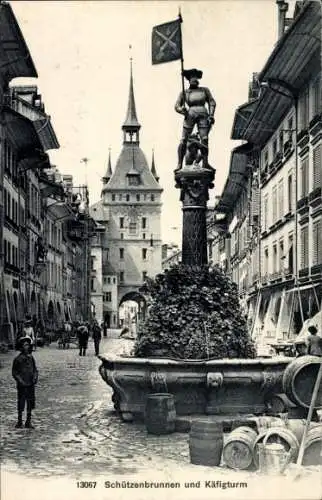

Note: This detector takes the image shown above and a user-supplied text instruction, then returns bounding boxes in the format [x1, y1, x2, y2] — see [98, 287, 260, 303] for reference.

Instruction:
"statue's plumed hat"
[183, 68, 203, 81]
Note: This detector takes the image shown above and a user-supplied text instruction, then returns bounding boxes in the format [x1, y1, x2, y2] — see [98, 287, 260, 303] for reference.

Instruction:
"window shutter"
[313, 145, 321, 189]
[301, 158, 309, 197]
[312, 219, 321, 266]
[300, 226, 309, 269]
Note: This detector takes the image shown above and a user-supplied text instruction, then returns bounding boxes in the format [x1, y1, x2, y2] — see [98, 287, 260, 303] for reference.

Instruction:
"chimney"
[276, 0, 289, 39]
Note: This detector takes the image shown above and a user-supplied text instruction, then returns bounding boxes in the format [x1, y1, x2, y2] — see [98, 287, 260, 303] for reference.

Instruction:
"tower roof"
[103, 149, 113, 183]
[122, 60, 140, 131]
[103, 143, 161, 191]
[151, 149, 159, 182]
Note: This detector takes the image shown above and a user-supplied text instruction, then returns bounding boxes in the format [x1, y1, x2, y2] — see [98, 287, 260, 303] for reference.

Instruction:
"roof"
[103, 143, 162, 191]
[122, 62, 140, 130]
[231, 1, 321, 145]
[0, 2, 37, 80]
[215, 143, 252, 213]
[89, 200, 109, 222]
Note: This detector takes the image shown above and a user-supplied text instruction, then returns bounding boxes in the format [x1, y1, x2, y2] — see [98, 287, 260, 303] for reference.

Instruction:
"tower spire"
[151, 149, 159, 182]
[102, 148, 113, 185]
[122, 50, 141, 144]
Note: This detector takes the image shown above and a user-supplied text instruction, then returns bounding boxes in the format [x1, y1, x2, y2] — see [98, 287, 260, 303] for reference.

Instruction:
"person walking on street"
[92, 320, 102, 356]
[307, 326, 322, 356]
[101, 322, 107, 338]
[12, 337, 38, 428]
[22, 315, 36, 351]
[77, 323, 89, 356]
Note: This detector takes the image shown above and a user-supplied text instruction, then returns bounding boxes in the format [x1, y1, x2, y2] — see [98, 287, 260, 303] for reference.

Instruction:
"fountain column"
[175, 165, 215, 266]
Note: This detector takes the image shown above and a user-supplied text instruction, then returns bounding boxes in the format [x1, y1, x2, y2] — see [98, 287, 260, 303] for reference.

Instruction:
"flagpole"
[178, 8, 185, 105]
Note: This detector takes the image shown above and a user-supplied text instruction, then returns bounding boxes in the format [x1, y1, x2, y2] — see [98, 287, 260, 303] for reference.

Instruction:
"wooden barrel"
[287, 420, 321, 444]
[303, 424, 322, 466]
[189, 420, 223, 466]
[282, 355, 322, 409]
[223, 426, 258, 470]
[145, 393, 176, 435]
[266, 393, 295, 414]
[253, 427, 299, 468]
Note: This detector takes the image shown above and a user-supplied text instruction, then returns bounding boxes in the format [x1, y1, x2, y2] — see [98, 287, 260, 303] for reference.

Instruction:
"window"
[119, 194, 122, 201]
[272, 242, 277, 273]
[279, 239, 284, 271]
[288, 233, 294, 274]
[129, 222, 136, 234]
[272, 139, 277, 158]
[300, 86, 309, 130]
[120, 271, 124, 283]
[272, 185, 277, 224]
[279, 130, 284, 152]
[126, 194, 130, 202]
[313, 145, 321, 189]
[287, 117, 294, 143]
[142, 217, 147, 229]
[90, 278, 95, 292]
[311, 73, 321, 117]
[119, 217, 124, 229]
[113, 277, 116, 284]
[312, 219, 321, 266]
[103, 277, 107, 284]
[136, 194, 140, 202]
[128, 176, 139, 186]
[300, 226, 309, 269]
[142, 248, 147, 260]
[91, 256, 95, 270]
[264, 247, 269, 276]
[142, 271, 147, 281]
[112, 194, 115, 201]
[119, 248, 124, 260]
[287, 172, 293, 212]
[278, 180, 284, 219]
[103, 292, 112, 302]
[120, 233, 124, 240]
[262, 193, 268, 231]
[107, 277, 111, 284]
[263, 150, 269, 171]
[151, 194, 155, 202]
[300, 158, 309, 197]
[142, 233, 146, 240]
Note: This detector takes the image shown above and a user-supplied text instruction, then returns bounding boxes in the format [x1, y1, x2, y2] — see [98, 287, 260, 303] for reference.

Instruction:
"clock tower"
[90, 62, 163, 328]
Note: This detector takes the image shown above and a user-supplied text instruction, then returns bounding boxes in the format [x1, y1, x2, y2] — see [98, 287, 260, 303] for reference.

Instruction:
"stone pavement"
[1, 338, 321, 500]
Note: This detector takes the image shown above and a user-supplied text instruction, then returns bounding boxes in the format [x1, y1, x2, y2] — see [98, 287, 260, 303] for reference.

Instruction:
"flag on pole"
[151, 18, 182, 65]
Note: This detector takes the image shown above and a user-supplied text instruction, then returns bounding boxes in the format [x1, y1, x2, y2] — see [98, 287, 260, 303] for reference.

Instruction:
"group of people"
[76, 320, 102, 357]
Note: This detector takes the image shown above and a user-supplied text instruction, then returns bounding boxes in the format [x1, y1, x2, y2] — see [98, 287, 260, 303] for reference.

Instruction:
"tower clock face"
[126, 205, 142, 221]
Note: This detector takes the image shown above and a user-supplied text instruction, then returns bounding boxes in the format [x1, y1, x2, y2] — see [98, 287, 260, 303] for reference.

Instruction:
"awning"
[231, 100, 258, 140]
[0, 3, 37, 80]
[11, 95, 59, 151]
[46, 199, 75, 221]
[215, 143, 252, 213]
[39, 174, 66, 200]
[3, 106, 42, 154]
[233, 2, 321, 146]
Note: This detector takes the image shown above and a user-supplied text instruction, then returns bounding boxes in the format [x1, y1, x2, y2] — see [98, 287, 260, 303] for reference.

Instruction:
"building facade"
[90, 64, 163, 327]
[0, 3, 93, 347]
[212, 0, 321, 345]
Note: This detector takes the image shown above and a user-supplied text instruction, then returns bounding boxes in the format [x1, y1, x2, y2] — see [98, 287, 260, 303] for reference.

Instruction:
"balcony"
[299, 267, 309, 279]
[297, 128, 310, 149]
[311, 263, 322, 277]
[309, 112, 322, 139]
[297, 196, 309, 215]
[309, 187, 322, 208]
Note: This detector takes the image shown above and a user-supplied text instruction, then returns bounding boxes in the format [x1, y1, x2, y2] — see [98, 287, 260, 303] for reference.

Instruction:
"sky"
[11, 0, 295, 245]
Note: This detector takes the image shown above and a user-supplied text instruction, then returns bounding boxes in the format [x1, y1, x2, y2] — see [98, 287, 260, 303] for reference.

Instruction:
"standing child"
[12, 337, 38, 428]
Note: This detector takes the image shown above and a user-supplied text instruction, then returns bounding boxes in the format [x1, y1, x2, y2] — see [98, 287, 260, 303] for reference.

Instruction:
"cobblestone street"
[1, 338, 321, 500]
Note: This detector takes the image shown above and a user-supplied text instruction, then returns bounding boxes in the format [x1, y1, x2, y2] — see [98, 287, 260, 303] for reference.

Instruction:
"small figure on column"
[175, 68, 216, 171]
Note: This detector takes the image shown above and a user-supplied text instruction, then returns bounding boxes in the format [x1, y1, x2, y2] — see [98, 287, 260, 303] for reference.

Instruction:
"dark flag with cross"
[151, 18, 182, 65]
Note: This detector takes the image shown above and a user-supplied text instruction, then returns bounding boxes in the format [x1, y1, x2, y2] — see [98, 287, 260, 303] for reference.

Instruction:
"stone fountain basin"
[99, 355, 291, 422]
